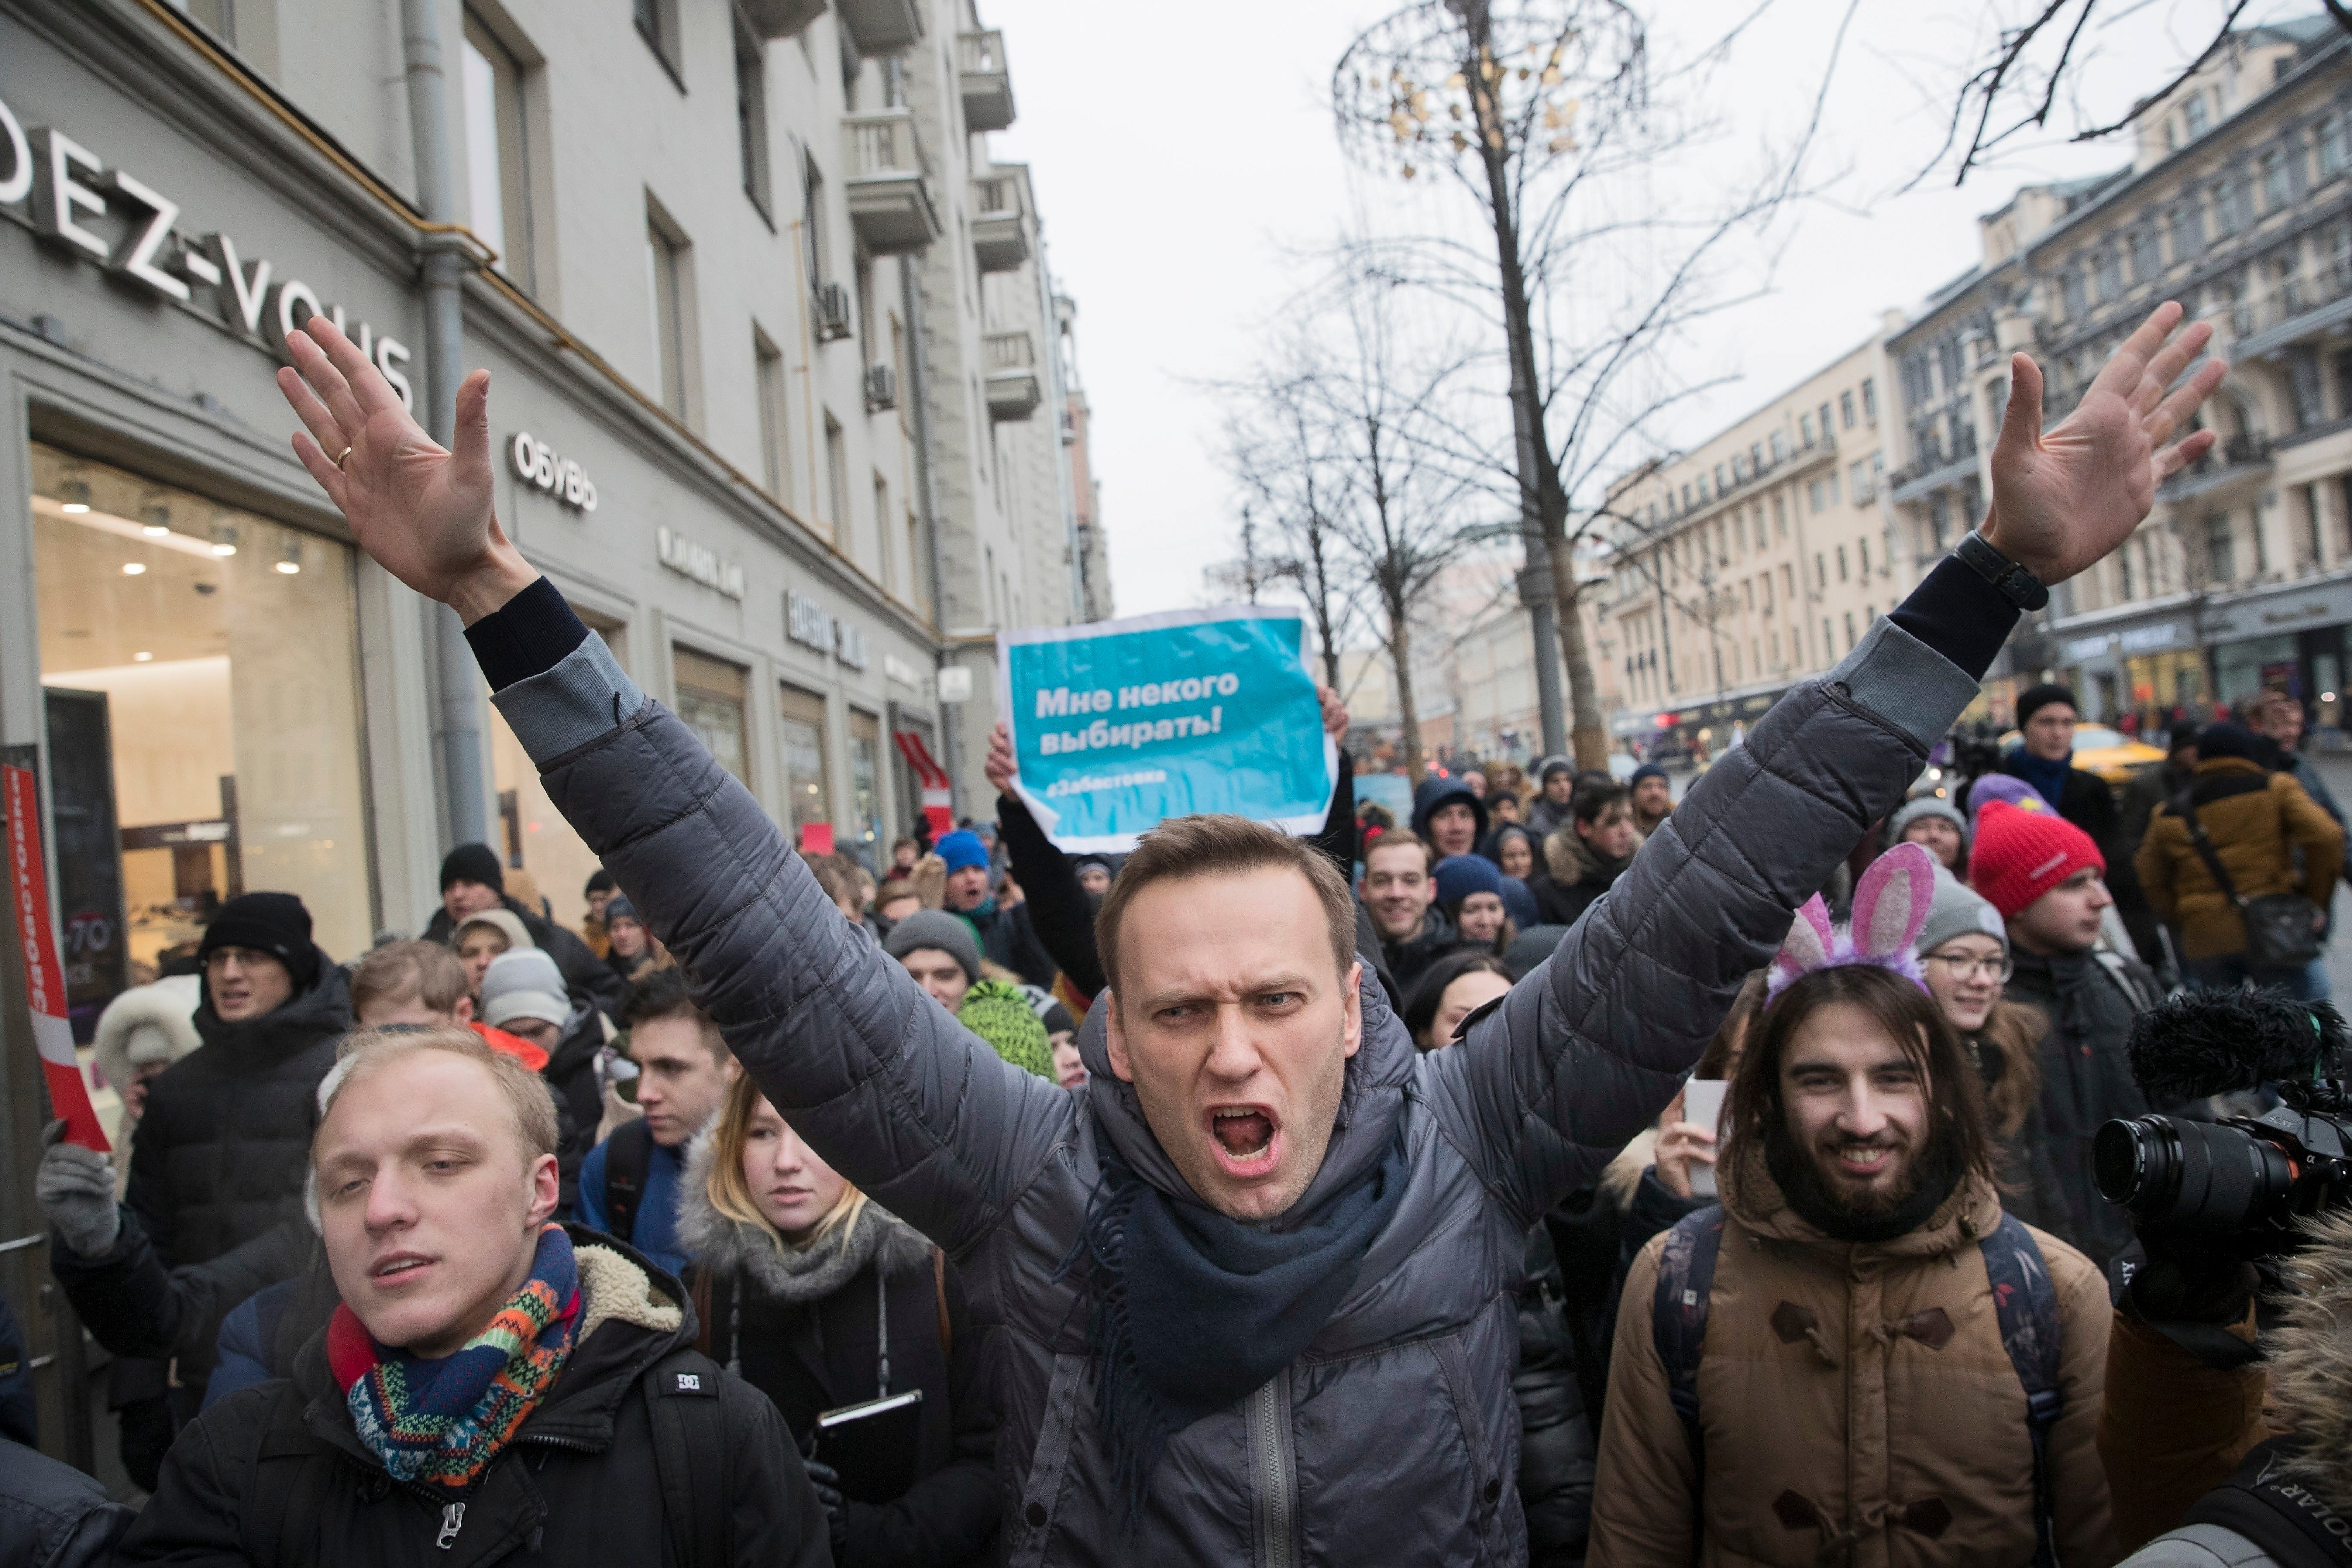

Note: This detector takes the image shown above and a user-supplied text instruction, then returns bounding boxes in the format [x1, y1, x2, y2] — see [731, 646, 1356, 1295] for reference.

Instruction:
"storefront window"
[849, 709, 882, 864]
[31, 445, 372, 1021]
[673, 648, 749, 784]
[779, 684, 831, 844]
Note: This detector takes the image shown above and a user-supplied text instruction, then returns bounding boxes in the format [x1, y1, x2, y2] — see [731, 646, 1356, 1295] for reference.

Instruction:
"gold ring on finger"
[331, 446, 353, 470]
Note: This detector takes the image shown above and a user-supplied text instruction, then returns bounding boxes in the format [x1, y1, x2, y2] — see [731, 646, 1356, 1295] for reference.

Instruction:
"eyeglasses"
[1923, 951, 2012, 983]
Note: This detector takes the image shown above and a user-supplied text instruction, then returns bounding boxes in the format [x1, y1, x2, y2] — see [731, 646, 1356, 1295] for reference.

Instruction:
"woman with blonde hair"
[678, 1073, 997, 1566]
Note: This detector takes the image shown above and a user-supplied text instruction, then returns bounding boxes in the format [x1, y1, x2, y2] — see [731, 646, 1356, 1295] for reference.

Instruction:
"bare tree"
[1334, 0, 1847, 769]
[1218, 370, 1364, 691]
[1927, 2, 2347, 189]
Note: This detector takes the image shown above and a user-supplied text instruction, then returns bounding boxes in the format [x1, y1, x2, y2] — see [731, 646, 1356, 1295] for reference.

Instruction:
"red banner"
[892, 731, 956, 837]
[5, 764, 109, 1151]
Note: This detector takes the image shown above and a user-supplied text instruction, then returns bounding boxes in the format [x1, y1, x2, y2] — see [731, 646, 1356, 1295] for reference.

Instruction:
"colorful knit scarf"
[328, 1223, 581, 1491]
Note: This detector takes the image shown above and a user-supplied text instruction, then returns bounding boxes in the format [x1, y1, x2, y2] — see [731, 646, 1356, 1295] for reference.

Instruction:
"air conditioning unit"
[864, 363, 898, 410]
[817, 282, 853, 341]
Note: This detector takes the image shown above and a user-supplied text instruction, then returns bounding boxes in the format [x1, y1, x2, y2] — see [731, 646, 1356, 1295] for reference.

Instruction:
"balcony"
[842, 110, 940, 255]
[837, 0, 921, 53]
[2230, 265, 2352, 361]
[2158, 432, 2273, 503]
[739, 0, 824, 38]
[959, 30, 1016, 132]
[984, 330, 1041, 421]
[972, 172, 1029, 272]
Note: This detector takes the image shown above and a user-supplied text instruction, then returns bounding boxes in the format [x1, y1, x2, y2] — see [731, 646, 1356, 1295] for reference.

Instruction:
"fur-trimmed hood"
[93, 974, 203, 1102]
[1543, 822, 1641, 887]
[674, 1125, 931, 1301]
[2268, 1208, 2352, 1514]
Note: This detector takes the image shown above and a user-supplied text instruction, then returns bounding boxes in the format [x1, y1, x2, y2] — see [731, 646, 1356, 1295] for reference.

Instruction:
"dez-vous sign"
[0, 91, 414, 403]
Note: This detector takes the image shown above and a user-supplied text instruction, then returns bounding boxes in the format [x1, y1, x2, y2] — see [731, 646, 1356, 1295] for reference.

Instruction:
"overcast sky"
[982, 0, 2316, 622]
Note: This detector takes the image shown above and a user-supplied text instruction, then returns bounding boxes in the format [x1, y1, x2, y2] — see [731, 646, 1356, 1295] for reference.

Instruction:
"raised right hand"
[985, 722, 1017, 796]
[36, 1118, 121, 1257]
[274, 319, 535, 623]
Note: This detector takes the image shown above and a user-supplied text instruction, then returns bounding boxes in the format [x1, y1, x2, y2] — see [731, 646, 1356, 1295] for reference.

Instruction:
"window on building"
[1814, 552, 1827, 587]
[1806, 479, 1821, 512]
[735, 18, 771, 220]
[674, 649, 749, 785]
[1818, 402, 1833, 441]
[1800, 412, 1815, 447]
[1714, 463, 1728, 494]
[2129, 226, 2160, 281]
[874, 474, 893, 588]
[1842, 612, 1856, 651]
[824, 412, 848, 540]
[1849, 459, 1869, 500]
[645, 208, 691, 420]
[2206, 514, 2235, 581]
[1822, 618, 1835, 661]
[2211, 178, 2243, 237]
[1781, 563, 1795, 599]
[848, 709, 883, 860]
[2185, 91, 2210, 138]
[461, 13, 534, 292]
[2170, 201, 2204, 260]
[2321, 114, 2348, 180]
[1836, 545, 1849, 582]
[778, 684, 832, 843]
[2062, 270, 2087, 317]
[1769, 431, 1787, 463]
[1860, 377, 1877, 423]
[29, 445, 377, 987]
[802, 158, 829, 296]
[1840, 391, 1856, 429]
[1928, 491, 1950, 551]
[2096, 249, 2123, 300]
[906, 510, 927, 618]
[634, 0, 679, 76]
[2262, 147, 2291, 212]
[755, 328, 789, 498]
[1773, 496, 1788, 537]
[1859, 539, 1871, 575]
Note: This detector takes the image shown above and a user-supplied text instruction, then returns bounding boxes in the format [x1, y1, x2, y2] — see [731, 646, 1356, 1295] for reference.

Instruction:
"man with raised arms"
[268, 303, 2221, 1564]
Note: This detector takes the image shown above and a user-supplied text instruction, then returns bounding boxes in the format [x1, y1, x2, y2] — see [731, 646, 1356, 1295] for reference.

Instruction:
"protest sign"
[4, 763, 109, 1151]
[1000, 607, 1336, 852]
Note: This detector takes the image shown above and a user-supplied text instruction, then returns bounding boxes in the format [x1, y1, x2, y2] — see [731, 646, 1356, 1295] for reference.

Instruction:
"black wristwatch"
[1955, 531, 2049, 611]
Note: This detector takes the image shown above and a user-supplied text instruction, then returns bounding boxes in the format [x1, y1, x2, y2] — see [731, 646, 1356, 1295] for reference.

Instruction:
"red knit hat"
[1968, 800, 2105, 919]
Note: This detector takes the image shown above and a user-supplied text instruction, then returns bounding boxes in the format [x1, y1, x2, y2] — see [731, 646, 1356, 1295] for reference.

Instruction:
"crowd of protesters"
[18, 302, 2352, 1567]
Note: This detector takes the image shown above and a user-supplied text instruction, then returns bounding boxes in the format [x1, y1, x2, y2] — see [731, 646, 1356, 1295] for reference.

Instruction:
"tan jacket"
[1592, 1142, 2117, 1568]
[2134, 757, 2343, 962]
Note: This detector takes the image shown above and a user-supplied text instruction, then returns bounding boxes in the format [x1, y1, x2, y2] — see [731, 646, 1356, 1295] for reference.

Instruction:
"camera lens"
[2095, 1115, 2296, 1232]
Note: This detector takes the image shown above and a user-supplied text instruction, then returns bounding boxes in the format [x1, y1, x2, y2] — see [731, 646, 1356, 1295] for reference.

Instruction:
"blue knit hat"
[935, 830, 990, 873]
[1433, 855, 1505, 908]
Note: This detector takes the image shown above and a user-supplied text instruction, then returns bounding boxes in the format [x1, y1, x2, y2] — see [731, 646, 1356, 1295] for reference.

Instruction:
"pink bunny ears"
[1764, 841, 1937, 1005]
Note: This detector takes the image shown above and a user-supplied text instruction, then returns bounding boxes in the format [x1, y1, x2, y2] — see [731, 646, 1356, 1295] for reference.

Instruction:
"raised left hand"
[1318, 683, 1348, 739]
[986, 721, 1016, 796]
[1982, 300, 2228, 586]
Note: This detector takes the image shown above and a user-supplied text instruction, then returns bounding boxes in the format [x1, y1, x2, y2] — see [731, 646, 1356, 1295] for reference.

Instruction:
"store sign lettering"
[0, 92, 412, 405]
[2118, 624, 2179, 654]
[786, 589, 869, 671]
[657, 526, 745, 599]
[2065, 635, 2114, 661]
[507, 433, 597, 512]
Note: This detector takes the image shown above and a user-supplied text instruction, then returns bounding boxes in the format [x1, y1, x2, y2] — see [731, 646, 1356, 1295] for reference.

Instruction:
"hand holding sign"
[999, 608, 1338, 851]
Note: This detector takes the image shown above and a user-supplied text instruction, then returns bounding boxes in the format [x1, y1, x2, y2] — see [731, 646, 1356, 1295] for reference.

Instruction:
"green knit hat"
[957, 979, 1053, 1079]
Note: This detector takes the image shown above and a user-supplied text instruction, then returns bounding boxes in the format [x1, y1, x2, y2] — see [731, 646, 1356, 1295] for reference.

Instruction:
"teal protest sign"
[999, 607, 1336, 851]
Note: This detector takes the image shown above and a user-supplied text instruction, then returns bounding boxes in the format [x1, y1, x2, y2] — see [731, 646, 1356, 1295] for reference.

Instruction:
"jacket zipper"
[1248, 1379, 1294, 1568]
[436, 1501, 465, 1549]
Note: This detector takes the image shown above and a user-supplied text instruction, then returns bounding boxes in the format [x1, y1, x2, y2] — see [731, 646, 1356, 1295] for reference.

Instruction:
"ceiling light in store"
[133, 651, 153, 662]
[58, 476, 91, 514]
[141, 497, 173, 537]
[210, 521, 238, 557]
[122, 562, 147, 576]
[275, 539, 302, 575]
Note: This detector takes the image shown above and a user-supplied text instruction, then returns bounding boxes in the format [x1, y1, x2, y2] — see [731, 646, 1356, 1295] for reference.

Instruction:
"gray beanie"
[1913, 870, 2007, 959]
[1887, 795, 1968, 850]
[882, 909, 981, 983]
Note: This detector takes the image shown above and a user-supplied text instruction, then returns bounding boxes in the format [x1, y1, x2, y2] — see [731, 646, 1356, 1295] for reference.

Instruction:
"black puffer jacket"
[2006, 947, 2161, 1277]
[51, 1209, 311, 1385]
[1514, 1224, 1594, 1565]
[1378, 907, 1459, 995]
[482, 592, 1981, 1564]
[114, 1229, 828, 1568]
[423, 895, 627, 1016]
[126, 956, 350, 1272]
[0, 1437, 133, 1568]
[679, 1143, 998, 1568]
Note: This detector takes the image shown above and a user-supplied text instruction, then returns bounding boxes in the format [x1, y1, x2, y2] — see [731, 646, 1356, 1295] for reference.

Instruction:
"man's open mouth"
[1831, 1142, 1898, 1176]
[371, 1253, 434, 1283]
[1208, 1106, 1280, 1176]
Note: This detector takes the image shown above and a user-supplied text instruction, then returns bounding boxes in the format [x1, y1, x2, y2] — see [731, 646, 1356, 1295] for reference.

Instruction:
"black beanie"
[198, 892, 318, 991]
[2015, 683, 2078, 728]
[439, 843, 505, 893]
[2194, 720, 2263, 764]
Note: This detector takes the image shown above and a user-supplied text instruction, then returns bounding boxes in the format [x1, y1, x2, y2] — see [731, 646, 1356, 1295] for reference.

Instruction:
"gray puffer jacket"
[490, 618, 1975, 1567]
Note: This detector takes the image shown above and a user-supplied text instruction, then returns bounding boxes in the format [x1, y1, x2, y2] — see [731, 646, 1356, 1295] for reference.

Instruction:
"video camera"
[2094, 988, 2352, 1244]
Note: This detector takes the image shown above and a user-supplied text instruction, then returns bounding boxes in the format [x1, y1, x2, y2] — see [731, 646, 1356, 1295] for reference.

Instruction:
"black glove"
[801, 1458, 849, 1555]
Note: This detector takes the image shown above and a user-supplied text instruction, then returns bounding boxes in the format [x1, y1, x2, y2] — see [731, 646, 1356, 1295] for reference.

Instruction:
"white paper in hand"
[1682, 1078, 1730, 1200]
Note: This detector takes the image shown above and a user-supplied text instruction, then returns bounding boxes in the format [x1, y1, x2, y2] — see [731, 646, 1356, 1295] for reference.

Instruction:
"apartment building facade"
[1590, 337, 1899, 754]
[1886, 17, 2352, 733]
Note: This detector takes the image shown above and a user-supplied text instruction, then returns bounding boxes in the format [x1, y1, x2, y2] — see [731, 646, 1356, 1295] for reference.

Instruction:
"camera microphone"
[2125, 988, 2347, 1105]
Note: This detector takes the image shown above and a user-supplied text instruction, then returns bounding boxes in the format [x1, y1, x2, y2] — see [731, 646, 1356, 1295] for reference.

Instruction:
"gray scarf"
[675, 1129, 931, 1303]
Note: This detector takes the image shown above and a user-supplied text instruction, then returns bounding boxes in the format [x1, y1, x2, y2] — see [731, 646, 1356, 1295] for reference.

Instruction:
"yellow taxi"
[1994, 724, 2168, 787]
